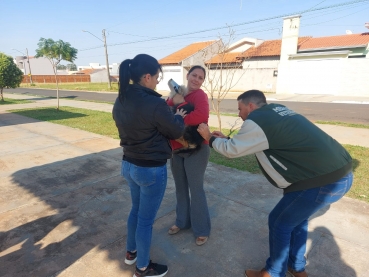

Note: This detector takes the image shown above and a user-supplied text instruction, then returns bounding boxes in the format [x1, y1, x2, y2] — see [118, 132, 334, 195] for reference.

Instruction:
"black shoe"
[125, 250, 137, 265]
[133, 260, 168, 277]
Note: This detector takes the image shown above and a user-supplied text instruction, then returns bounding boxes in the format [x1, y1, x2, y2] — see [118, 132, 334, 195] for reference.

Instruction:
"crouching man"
[197, 89, 353, 277]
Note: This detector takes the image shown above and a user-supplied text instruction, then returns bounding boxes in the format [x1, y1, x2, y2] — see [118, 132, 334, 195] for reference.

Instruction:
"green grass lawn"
[10, 106, 369, 203]
[0, 98, 32, 105]
[315, 121, 369, 129]
[11, 107, 119, 139]
[211, 112, 369, 129]
[210, 111, 238, 117]
[20, 82, 119, 92]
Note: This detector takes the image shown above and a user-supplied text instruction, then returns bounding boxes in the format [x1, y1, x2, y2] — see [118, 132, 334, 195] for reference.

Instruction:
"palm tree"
[35, 38, 78, 109]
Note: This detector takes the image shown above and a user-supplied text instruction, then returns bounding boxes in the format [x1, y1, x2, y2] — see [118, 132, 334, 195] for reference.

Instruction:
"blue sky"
[1, 0, 368, 67]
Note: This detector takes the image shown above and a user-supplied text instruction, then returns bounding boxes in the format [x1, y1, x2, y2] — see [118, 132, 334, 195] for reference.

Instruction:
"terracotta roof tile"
[74, 69, 102, 75]
[239, 37, 311, 58]
[298, 32, 369, 50]
[159, 41, 217, 64]
[206, 52, 243, 64]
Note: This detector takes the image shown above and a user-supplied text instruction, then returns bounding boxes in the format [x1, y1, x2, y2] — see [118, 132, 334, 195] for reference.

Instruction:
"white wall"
[242, 57, 279, 69]
[277, 58, 369, 96]
[235, 68, 278, 92]
[28, 57, 54, 75]
[338, 58, 369, 96]
[156, 65, 183, 91]
[283, 58, 342, 95]
[90, 70, 109, 83]
[203, 67, 278, 93]
[203, 57, 279, 92]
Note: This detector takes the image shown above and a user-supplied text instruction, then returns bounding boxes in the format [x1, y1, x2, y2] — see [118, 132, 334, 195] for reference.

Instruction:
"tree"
[56, 64, 67, 70]
[35, 38, 78, 109]
[0, 53, 24, 101]
[66, 63, 77, 71]
[200, 28, 249, 131]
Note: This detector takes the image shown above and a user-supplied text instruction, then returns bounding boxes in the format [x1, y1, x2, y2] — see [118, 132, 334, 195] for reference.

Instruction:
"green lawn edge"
[9, 106, 369, 203]
[0, 98, 33, 105]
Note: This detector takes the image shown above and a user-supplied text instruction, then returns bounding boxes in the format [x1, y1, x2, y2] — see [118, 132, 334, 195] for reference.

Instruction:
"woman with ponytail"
[113, 54, 186, 277]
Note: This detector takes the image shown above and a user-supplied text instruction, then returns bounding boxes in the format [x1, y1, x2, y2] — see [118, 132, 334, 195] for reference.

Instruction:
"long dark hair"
[118, 54, 162, 97]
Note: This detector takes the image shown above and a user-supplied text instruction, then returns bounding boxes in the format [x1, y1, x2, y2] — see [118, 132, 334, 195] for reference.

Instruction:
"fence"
[22, 75, 90, 83]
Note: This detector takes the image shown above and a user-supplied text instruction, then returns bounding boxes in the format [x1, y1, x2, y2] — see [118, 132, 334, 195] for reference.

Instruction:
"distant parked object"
[77, 62, 119, 75]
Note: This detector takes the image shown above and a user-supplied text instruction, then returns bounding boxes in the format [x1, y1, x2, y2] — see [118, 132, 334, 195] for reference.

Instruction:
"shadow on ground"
[0, 113, 358, 277]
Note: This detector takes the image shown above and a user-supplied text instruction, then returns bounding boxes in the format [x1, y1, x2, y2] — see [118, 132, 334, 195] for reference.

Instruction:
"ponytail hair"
[118, 54, 162, 100]
[119, 59, 132, 94]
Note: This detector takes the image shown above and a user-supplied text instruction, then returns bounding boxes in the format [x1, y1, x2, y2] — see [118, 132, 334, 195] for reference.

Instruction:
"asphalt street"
[4, 87, 369, 124]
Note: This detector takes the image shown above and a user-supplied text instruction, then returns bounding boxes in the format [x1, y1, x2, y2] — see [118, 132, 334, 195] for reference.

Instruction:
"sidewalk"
[159, 90, 369, 104]
[0, 93, 369, 277]
[3, 92, 369, 148]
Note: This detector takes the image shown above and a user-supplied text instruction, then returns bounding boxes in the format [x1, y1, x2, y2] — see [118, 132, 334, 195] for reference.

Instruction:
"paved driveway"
[0, 109, 369, 277]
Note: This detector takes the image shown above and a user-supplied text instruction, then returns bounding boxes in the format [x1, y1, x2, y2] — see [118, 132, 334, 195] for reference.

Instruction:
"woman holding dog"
[113, 54, 186, 277]
[166, 65, 211, 246]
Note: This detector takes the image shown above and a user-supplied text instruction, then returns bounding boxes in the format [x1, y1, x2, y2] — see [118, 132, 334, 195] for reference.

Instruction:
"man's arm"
[197, 123, 228, 147]
[198, 121, 269, 158]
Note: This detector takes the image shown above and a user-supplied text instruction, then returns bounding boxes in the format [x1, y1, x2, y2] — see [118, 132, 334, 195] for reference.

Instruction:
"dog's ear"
[168, 86, 177, 99]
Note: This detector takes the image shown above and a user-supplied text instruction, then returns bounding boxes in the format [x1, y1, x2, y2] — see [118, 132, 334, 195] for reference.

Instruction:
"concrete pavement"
[0, 92, 369, 277]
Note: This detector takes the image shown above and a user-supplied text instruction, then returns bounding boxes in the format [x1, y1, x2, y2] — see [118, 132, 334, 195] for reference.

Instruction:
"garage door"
[288, 59, 343, 95]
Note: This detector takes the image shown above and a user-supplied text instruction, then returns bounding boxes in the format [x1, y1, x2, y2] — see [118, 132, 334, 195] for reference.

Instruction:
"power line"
[303, 0, 329, 13]
[108, 31, 159, 39]
[79, 0, 369, 51]
[302, 5, 369, 27]
[300, 1, 369, 21]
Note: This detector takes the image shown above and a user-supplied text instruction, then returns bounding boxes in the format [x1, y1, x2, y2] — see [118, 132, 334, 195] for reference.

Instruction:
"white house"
[157, 40, 222, 91]
[277, 15, 369, 96]
[77, 62, 120, 76]
[70, 68, 118, 83]
[14, 56, 54, 75]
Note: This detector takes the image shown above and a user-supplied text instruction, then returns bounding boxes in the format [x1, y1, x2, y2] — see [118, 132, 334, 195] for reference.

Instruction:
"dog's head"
[168, 79, 188, 99]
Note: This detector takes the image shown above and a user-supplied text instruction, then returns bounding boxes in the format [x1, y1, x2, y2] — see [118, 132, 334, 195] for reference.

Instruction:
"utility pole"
[102, 29, 112, 89]
[12, 48, 33, 84]
[82, 29, 112, 90]
[25, 48, 33, 84]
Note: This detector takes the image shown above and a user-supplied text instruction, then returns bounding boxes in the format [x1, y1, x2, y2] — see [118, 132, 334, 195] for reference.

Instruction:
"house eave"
[298, 45, 367, 52]
[160, 62, 182, 66]
[289, 50, 351, 58]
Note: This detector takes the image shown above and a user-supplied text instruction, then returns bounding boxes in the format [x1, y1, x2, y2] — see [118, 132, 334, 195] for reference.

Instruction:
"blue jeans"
[122, 161, 167, 269]
[265, 172, 353, 277]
